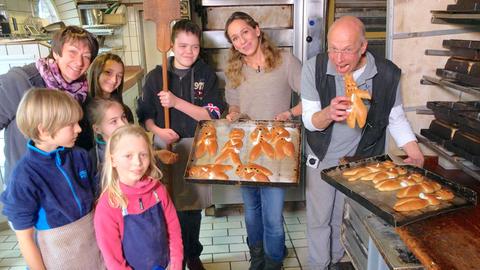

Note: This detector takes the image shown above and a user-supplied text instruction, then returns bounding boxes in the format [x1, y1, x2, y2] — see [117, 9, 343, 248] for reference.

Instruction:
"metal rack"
[416, 5, 480, 182]
[416, 134, 480, 181]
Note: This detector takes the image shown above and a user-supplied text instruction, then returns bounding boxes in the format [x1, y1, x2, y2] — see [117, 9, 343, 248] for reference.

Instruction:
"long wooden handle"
[162, 52, 172, 152]
[162, 52, 170, 129]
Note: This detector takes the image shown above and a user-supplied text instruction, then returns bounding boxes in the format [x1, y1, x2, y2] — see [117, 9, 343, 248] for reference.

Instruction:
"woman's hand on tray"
[274, 110, 292, 121]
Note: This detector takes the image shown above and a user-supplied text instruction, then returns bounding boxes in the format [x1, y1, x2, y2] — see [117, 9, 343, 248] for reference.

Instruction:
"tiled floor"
[0, 203, 310, 270]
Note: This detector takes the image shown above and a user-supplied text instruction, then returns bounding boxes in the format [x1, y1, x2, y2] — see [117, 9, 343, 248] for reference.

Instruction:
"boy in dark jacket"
[1, 88, 103, 269]
[137, 19, 225, 270]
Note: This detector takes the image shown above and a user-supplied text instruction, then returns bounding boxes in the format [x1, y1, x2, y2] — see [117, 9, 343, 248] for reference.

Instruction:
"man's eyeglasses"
[327, 47, 360, 55]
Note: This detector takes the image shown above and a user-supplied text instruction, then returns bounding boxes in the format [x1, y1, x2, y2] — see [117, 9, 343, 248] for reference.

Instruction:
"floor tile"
[202, 244, 230, 254]
[286, 224, 306, 232]
[200, 253, 213, 263]
[200, 229, 228, 238]
[284, 217, 300, 225]
[0, 243, 16, 250]
[199, 237, 213, 246]
[212, 252, 246, 262]
[229, 243, 249, 252]
[213, 221, 242, 230]
[0, 250, 20, 259]
[228, 228, 247, 236]
[200, 223, 213, 230]
[3, 237, 16, 243]
[231, 260, 250, 270]
[295, 246, 309, 268]
[0, 204, 310, 269]
[284, 257, 300, 267]
[226, 215, 243, 222]
[203, 262, 230, 270]
[288, 231, 306, 240]
[0, 231, 14, 236]
[202, 216, 227, 224]
[0, 258, 26, 267]
[292, 238, 308, 248]
[213, 235, 244, 245]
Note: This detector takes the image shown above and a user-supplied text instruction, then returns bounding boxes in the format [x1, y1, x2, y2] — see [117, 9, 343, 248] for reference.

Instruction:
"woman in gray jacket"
[0, 25, 98, 182]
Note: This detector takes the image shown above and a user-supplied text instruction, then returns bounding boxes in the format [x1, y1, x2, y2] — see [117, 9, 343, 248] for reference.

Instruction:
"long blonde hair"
[224, 11, 282, 89]
[100, 125, 163, 208]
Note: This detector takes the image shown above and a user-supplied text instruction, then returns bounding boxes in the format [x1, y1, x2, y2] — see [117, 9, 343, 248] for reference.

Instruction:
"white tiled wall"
[117, 5, 142, 66]
[0, 42, 50, 74]
[55, 0, 81, 26]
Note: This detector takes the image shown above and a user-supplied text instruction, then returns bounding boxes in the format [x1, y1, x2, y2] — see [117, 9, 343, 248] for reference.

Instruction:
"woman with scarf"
[0, 25, 98, 182]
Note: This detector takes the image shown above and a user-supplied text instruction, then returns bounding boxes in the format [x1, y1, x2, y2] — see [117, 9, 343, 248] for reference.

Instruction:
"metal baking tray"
[444, 141, 480, 167]
[184, 119, 302, 187]
[426, 101, 480, 123]
[436, 68, 480, 87]
[321, 155, 477, 227]
[454, 111, 480, 134]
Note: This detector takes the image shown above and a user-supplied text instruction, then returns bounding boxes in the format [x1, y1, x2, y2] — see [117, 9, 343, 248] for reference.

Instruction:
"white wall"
[55, 0, 80, 26]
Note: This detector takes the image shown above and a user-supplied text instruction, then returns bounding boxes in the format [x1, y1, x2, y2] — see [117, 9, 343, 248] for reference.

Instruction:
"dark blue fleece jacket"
[1, 141, 97, 230]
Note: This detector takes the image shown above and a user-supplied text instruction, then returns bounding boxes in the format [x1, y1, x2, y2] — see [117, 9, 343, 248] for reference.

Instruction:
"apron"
[154, 136, 212, 210]
[36, 212, 105, 270]
[121, 190, 169, 270]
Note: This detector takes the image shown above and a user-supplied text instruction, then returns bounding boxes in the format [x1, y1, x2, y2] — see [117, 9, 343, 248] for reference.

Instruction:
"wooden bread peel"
[143, 0, 180, 195]
[143, 0, 180, 144]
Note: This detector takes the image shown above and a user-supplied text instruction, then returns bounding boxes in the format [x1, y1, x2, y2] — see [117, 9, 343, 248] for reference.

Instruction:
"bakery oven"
[197, 0, 327, 204]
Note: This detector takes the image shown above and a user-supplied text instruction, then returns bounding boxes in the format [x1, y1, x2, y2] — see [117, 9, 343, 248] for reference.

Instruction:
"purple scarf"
[35, 58, 88, 103]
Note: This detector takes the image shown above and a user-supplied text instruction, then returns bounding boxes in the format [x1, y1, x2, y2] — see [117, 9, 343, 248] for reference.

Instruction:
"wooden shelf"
[416, 134, 480, 181]
[431, 10, 480, 24]
[420, 75, 480, 96]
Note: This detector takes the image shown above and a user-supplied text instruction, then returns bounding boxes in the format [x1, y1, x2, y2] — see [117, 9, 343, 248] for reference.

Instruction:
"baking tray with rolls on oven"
[321, 155, 477, 227]
[184, 119, 302, 187]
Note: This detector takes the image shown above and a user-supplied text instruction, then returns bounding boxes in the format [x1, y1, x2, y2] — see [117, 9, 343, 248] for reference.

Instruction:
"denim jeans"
[241, 186, 286, 262]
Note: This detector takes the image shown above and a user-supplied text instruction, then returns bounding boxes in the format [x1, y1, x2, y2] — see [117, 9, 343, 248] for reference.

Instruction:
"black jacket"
[137, 57, 225, 138]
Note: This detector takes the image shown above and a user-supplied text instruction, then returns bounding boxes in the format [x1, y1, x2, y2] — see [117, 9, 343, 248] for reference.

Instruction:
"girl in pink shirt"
[94, 125, 183, 270]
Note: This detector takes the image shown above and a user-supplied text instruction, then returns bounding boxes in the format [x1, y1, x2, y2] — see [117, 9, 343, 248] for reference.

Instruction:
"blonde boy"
[1, 88, 104, 269]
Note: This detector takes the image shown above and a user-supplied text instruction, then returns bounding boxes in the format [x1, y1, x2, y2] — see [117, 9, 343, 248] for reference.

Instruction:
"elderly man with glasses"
[301, 16, 424, 270]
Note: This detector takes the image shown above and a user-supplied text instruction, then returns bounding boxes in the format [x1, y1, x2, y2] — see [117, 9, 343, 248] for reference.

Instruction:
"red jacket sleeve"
[94, 193, 132, 270]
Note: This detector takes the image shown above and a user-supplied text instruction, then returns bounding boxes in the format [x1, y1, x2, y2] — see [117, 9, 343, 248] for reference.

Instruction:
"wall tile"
[130, 37, 138, 51]
[127, 7, 135, 22]
[6, 45, 23, 55]
[128, 22, 137, 37]
[22, 44, 40, 59]
[124, 51, 132, 66]
[131, 52, 140, 65]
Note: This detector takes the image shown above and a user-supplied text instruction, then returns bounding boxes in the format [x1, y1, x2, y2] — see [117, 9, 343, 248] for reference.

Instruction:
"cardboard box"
[103, 14, 126, 25]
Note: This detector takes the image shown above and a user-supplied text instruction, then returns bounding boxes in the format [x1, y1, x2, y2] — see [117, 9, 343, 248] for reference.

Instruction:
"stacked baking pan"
[446, 0, 480, 12]
[436, 39, 480, 88]
[420, 101, 480, 167]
